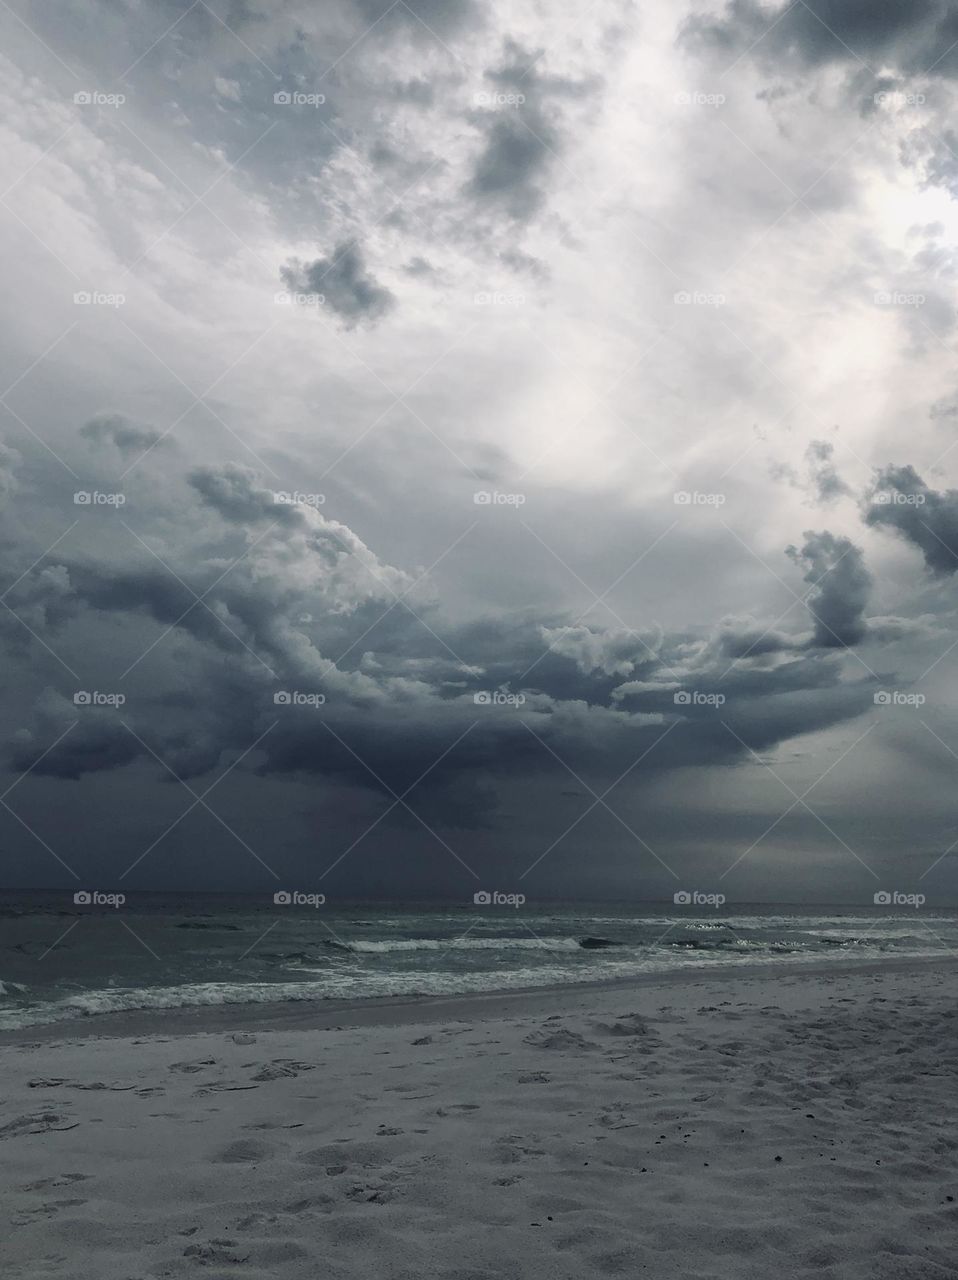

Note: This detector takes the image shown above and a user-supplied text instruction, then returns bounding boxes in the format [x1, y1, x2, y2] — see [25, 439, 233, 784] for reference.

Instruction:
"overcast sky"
[3, 0, 958, 904]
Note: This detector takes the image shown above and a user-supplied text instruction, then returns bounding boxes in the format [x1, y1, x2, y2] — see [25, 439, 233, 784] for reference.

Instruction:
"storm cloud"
[280, 242, 396, 329]
[1, 0, 957, 900]
[683, 1, 958, 77]
[865, 465, 958, 573]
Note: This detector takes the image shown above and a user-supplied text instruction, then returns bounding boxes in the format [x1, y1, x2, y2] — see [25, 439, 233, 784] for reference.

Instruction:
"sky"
[2, 0, 958, 905]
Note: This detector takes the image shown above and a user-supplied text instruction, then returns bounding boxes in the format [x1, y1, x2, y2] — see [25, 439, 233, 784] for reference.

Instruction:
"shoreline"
[5, 951, 957, 1277]
[5, 950, 957, 1046]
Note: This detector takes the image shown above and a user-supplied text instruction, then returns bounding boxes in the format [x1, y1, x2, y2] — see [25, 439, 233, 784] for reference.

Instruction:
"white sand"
[3, 960, 958, 1279]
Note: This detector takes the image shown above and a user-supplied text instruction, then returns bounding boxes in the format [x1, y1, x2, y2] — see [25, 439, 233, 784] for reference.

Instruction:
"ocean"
[1, 892, 953, 1031]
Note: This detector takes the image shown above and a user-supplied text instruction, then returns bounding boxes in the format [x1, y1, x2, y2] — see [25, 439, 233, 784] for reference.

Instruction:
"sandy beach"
[3, 958, 958, 1279]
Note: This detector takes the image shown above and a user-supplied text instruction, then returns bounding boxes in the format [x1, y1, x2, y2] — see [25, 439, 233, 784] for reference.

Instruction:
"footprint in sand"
[523, 1026, 598, 1051]
[183, 1241, 250, 1265]
[169, 1057, 217, 1074]
[251, 1058, 317, 1082]
[14, 1196, 89, 1225]
[21, 1173, 89, 1192]
[593, 1013, 657, 1039]
[0, 1112, 79, 1139]
[215, 1138, 275, 1163]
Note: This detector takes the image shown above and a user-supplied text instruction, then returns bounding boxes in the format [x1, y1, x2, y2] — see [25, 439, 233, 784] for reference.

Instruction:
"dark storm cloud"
[0, 441, 20, 510]
[682, 1, 958, 76]
[79, 415, 169, 455]
[4, 461, 886, 823]
[499, 247, 550, 280]
[865, 464, 958, 573]
[10, 690, 138, 780]
[353, 0, 480, 33]
[772, 440, 853, 505]
[402, 255, 438, 277]
[189, 462, 298, 525]
[280, 242, 396, 329]
[715, 621, 795, 660]
[806, 440, 851, 504]
[466, 40, 601, 221]
[785, 530, 872, 648]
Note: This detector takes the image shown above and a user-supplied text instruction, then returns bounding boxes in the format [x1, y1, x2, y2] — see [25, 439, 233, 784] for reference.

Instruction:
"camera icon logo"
[74, 491, 92, 504]
[74, 91, 92, 104]
[73, 291, 92, 305]
[473, 691, 492, 705]
[673, 690, 691, 705]
[473, 890, 491, 905]
[673, 890, 692, 905]
[273, 91, 291, 104]
[473, 491, 492, 505]
[874, 691, 891, 705]
[73, 691, 92, 705]
[273, 891, 291, 905]
[673, 491, 691, 505]
[74, 890, 92, 904]
[873, 890, 892, 905]
[274, 691, 292, 705]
